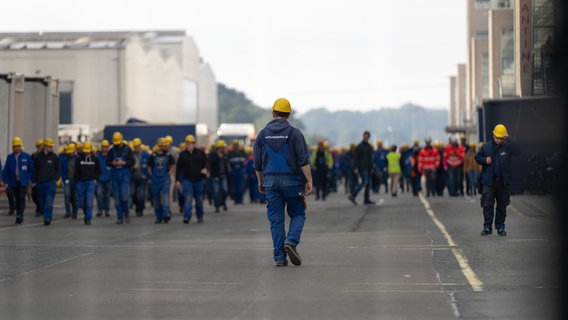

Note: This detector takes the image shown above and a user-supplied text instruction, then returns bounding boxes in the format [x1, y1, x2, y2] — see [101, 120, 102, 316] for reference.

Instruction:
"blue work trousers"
[130, 176, 147, 215]
[111, 174, 131, 221]
[212, 175, 228, 210]
[96, 180, 111, 213]
[230, 167, 245, 204]
[152, 178, 171, 220]
[181, 178, 204, 220]
[264, 175, 306, 264]
[37, 181, 56, 222]
[63, 180, 79, 217]
[77, 180, 96, 222]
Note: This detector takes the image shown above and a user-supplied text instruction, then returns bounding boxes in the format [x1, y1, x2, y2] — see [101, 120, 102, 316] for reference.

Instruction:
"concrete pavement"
[0, 188, 560, 319]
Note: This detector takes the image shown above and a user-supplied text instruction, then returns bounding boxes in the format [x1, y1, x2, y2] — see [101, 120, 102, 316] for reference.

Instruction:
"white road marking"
[419, 193, 484, 292]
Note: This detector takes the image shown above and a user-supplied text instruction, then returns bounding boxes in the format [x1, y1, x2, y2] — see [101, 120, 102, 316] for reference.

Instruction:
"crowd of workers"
[0, 126, 508, 234]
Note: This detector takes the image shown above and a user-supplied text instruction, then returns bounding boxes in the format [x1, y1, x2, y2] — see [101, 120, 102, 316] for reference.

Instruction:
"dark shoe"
[44, 220, 51, 226]
[15, 218, 23, 225]
[275, 260, 288, 267]
[125, 216, 131, 224]
[8, 210, 15, 216]
[215, 207, 219, 213]
[116, 220, 124, 225]
[497, 228, 507, 236]
[154, 219, 163, 224]
[197, 217, 203, 223]
[71, 215, 77, 220]
[105, 211, 110, 217]
[84, 220, 91, 225]
[348, 195, 357, 205]
[183, 217, 190, 224]
[364, 200, 375, 205]
[284, 244, 302, 266]
[480, 227, 492, 236]
[164, 216, 171, 224]
[63, 213, 71, 219]
[96, 211, 102, 217]
[223, 204, 227, 211]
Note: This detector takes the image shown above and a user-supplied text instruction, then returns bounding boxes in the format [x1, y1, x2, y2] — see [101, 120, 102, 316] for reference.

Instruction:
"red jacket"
[418, 146, 440, 172]
[444, 144, 465, 169]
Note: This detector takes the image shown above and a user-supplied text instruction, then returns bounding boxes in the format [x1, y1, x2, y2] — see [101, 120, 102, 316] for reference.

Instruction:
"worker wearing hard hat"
[32, 138, 60, 225]
[29, 139, 44, 216]
[475, 124, 521, 236]
[310, 139, 333, 201]
[253, 98, 313, 267]
[75, 142, 101, 225]
[147, 138, 176, 223]
[61, 143, 79, 219]
[175, 134, 208, 223]
[208, 140, 230, 214]
[131, 138, 150, 217]
[2, 137, 33, 224]
[95, 140, 112, 217]
[105, 131, 135, 224]
[227, 139, 247, 205]
[372, 140, 389, 194]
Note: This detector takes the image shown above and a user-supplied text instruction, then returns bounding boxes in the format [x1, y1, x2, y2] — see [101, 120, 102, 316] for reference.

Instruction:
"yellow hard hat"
[493, 124, 508, 138]
[164, 135, 173, 144]
[323, 141, 329, 148]
[469, 142, 476, 148]
[232, 139, 239, 146]
[75, 142, 83, 149]
[66, 143, 76, 154]
[376, 140, 383, 146]
[12, 137, 22, 147]
[112, 132, 123, 145]
[101, 139, 110, 147]
[83, 141, 93, 153]
[185, 134, 196, 143]
[215, 140, 226, 148]
[132, 138, 142, 147]
[158, 138, 169, 147]
[414, 139, 420, 146]
[35, 139, 44, 147]
[43, 138, 54, 147]
[272, 97, 292, 113]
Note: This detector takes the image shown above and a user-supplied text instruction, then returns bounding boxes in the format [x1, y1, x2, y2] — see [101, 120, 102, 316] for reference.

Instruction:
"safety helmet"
[75, 142, 83, 149]
[164, 135, 173, 144]
[43, 138, 54, 147]
[232, 139, 240, 146]
[272, 97, 291, 113]
[12, 137, 22, 147]
[413, 139, 420, 146]
[132, 138, 142, 147]
[35, 139, 44, 147]
[83, 141, 93, 153]
[101, 139, 110, 148]
[185, 134, 196, 143]
[66, 143, 76, 154]
[376, 140, 383, 147]
[158, 138, 168, 147]
[215, 140, 226, 148]
[112, 132, 123, 145]
[323, 141, 329, 148]
[493, 124, 508, 138]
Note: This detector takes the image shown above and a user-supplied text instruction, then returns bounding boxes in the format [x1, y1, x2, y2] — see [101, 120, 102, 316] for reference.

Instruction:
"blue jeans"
[77, 180, 96, 222]
[63, 180, 79, 217]
[466, 170, 479, 195]
[351, 170, 371, 202]
[111, 174, 131, 220]
[230, 166, 245, 204]
[264, 175, 306, 263]
[181, 178, 204, 219]
[37, 181, 56, 221]
[447, 167, 461, 196]
[130, 176, 147, 214]
[152, 178, 171, 220]
[96, 180, 111, 212]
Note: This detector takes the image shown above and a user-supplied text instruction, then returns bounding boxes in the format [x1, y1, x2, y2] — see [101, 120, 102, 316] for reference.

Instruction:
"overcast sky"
[2, 0, 465, 113]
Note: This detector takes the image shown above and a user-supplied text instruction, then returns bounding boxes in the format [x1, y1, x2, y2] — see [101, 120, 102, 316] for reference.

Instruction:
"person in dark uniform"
[475, 124, 521, 236]
[176, 134, 208, 224]
[32, 138, 60, 225]
[3, 137, 33, 224]
[75, 141, 101, 225]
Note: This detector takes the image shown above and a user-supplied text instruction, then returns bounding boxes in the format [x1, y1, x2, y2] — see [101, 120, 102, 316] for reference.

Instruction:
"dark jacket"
[176, 148, 207, 182]
[33, 151, 61, 183]
[253, 119, 310, 175]
[208, 151, 229, 178]
[475, 138, 521, 186]
[354, 140, 374, 171]
[75, 153, 101, 182]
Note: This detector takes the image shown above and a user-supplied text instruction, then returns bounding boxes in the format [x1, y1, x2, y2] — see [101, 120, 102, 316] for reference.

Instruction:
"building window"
[475, 0, 491, 9]
[482, 54, 489, 99]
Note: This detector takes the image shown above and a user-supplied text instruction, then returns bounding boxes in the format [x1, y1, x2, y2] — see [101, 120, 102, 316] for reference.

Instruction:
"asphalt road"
[0, 188, 560, 319]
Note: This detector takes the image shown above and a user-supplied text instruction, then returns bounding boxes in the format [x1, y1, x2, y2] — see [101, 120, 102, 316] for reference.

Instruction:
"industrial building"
[0, 30, 217, 148]
[449, 0, 557, 138]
